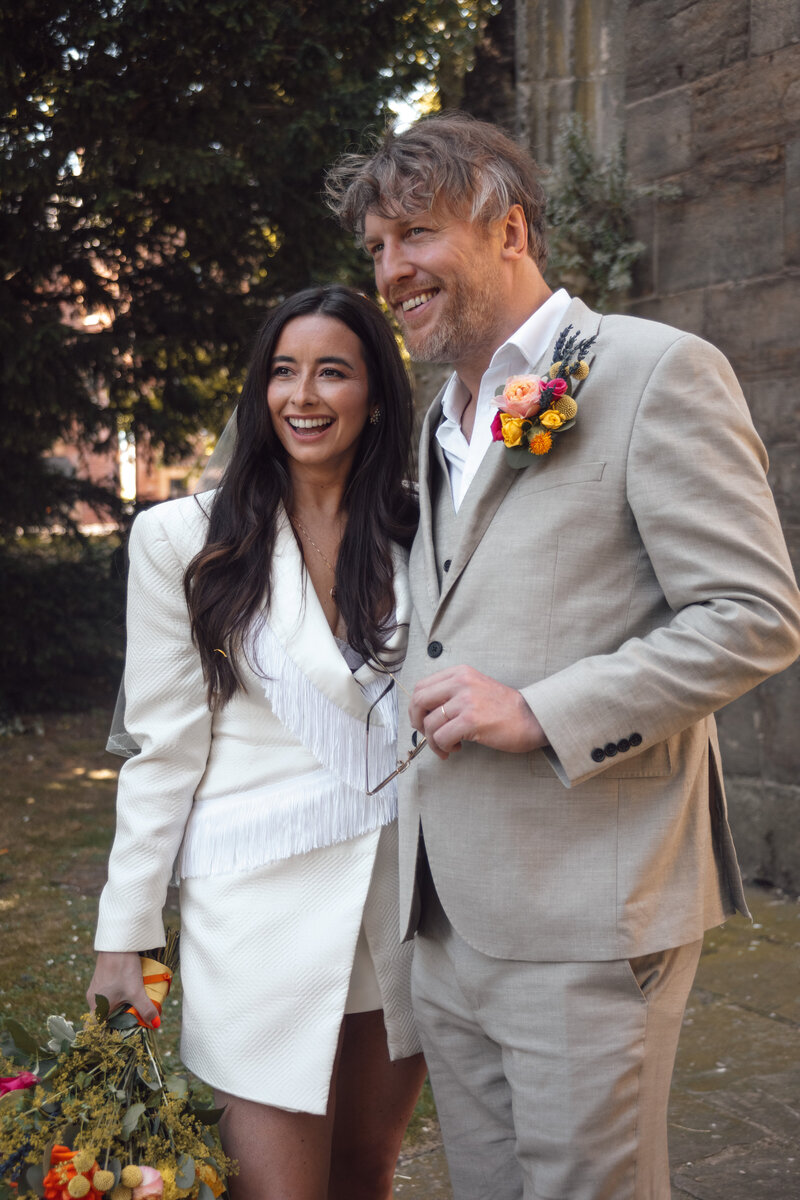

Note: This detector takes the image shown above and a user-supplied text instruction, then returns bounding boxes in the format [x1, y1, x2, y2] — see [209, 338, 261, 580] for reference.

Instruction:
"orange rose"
[501, 375, 543, 419]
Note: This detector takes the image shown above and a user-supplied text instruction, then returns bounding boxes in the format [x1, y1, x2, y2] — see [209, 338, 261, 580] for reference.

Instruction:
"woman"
[88, 286, 426, 1200]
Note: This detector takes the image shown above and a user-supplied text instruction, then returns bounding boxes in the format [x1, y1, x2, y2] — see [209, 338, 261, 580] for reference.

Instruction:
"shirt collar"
[439, 289, 572, 423]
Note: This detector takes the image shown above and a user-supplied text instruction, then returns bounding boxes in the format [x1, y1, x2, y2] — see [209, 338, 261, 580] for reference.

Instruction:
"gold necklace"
[291, 515, 340, 601]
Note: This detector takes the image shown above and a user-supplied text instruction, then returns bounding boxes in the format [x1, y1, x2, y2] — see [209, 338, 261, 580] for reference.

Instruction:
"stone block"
[654, 179, 784, 292]
[785, 138, 800, 265]
[625, 288, 705, 336]
[716, 692, 762, 779]
[750, 0, 800, 56]
[741, 376, 796, 448]
[725, 776, 800, 892]
[764, 441, 799, 520]
[702, 276, 800, 377]
[626, 90, 692, 182]
[757, 666, 800, 788]
[692, 43, 800, 161]
[628, 197, 656, 298]
[625, 0, 749, 102]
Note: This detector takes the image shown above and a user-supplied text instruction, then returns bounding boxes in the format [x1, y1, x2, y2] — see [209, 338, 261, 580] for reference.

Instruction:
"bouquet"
[0, 933, 235, 1200]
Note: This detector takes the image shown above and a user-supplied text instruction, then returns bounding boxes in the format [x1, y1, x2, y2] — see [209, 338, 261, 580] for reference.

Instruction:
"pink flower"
[545, 377, 568, 397]
[0, 1070, 39, 1096]
[490, 410, 504, 442]
[132, 1167, 164, 1198]
[501, 375, 543, 419]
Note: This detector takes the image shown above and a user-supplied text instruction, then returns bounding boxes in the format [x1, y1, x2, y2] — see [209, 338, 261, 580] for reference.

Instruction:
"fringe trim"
[175, 769, 397, 879]
[254, 621, 398, 794]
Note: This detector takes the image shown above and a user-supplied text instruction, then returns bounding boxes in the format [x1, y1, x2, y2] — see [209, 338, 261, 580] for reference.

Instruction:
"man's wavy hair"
[326, 112, 548, 269]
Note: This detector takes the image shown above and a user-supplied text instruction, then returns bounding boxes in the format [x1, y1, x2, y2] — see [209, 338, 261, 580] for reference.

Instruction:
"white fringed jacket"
[95, 491, 409, 954]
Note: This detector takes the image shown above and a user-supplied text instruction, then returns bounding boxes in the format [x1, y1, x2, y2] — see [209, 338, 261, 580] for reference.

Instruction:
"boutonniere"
[490, 325, 598, 468]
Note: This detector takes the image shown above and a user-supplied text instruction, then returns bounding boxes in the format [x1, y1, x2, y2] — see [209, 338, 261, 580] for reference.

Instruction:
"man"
[326, 114, 800, 1199]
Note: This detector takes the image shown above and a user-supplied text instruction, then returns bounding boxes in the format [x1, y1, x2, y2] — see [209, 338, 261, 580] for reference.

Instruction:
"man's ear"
[500, 204, 529, 260]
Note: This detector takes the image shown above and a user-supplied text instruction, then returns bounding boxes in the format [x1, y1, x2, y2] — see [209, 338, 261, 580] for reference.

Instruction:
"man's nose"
[377, 240, 413, 291]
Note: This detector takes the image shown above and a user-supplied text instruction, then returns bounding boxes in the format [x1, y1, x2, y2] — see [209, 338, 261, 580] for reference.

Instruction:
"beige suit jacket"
[398, 298, 800, 961]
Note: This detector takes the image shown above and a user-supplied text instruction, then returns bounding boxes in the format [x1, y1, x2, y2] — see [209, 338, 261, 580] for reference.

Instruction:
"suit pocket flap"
[530, 738, 672, 779]
[512, 459, 606, 498]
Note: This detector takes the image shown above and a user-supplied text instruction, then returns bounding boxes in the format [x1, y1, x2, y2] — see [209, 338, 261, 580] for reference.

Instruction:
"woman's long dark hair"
[184, 285, 418, 706]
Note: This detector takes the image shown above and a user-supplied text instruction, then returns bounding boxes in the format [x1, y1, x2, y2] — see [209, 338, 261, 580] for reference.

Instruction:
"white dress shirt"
[436, 289, 572, 511]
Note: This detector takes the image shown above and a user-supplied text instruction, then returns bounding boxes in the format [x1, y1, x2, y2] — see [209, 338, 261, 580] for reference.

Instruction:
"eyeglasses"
[365, 678, 428, 795]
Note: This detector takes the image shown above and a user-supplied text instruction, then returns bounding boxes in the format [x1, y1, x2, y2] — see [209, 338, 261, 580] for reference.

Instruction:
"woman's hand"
[86, 951, 160, 1027]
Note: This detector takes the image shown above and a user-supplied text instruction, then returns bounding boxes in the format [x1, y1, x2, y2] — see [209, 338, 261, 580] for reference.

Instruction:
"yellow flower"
[93, 1170, 116, 1193]
[500, 413, 526, 447]
[197, 1162, 226, 1198]
[72, 1151, 96, 1174]
[120, 1166, 143, 1188]
[572, 359, 590, 381]
[68, 1176, 91, 1198]
[539, 410, 565, 429]
[529, 430, 553, 455]
[548, 361, 562, 379]
[553, 394, 578, 420]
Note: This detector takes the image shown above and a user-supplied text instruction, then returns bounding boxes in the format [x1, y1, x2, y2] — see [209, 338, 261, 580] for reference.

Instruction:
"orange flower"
[501, 375, 543, 419]
[529, 430, 553, 455]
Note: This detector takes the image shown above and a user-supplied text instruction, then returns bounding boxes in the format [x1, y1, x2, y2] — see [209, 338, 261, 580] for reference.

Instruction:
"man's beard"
[402, 270, 503, 365]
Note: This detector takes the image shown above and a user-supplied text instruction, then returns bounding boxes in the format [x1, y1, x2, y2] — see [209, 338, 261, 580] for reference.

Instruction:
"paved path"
[394, 884, 800, 1198]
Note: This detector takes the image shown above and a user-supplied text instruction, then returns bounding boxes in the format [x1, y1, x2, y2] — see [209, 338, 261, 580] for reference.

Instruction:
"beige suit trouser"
[412, 883, 702, 1200]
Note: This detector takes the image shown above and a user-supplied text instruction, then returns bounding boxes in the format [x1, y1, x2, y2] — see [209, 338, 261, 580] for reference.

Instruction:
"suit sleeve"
[520, 334, 800, 787]
[95, 506, 213, 949]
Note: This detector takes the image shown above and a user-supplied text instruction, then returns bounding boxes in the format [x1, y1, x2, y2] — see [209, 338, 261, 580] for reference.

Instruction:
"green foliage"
[0, 536, 125, 714]
[545, 115, 646, 312]
[0, 0, 489, 534]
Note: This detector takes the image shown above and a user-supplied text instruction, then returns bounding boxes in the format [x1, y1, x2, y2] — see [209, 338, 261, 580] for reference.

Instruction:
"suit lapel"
[414, 393, 446, 621]
[268, 512, 377, 723]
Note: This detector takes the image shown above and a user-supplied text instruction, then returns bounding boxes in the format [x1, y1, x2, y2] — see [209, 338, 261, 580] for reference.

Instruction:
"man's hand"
[409, 665, 548, 759]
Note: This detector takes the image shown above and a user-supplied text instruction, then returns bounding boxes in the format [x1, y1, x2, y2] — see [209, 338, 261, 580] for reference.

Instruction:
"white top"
[436, 288, 572, 510]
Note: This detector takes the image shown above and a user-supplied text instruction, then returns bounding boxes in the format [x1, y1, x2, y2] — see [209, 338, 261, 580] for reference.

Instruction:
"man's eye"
[368, 243, 382, 257]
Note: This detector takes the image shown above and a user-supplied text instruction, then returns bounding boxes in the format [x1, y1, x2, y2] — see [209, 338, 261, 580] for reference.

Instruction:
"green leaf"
[46, 1015, 76, 1049]
[121, 1101, 146, 1138]
[197, 1184, 215, 1200]
[110, 1158, 122, 1186]
[4, 1018, 39, 1056]
[107, 1011, 140, 1031]
[93, 994, 110, 1022]
[175, 1154, 196, 1189]
[191, 1105, 227, 1125]
[503, 444, 536, 470]
[164, 1073, 189, 1098]
[25, 1163, 45, 1197]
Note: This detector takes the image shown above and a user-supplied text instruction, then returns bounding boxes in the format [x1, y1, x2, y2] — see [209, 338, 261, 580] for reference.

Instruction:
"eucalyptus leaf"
[93, 994, 110, 1022]
[4, 1018, 39, 1056]
[136, 1064, 160, 1091]
[197, 1184, 215, 1200]
[191, 1105, 227, 1125]
[25, 1163, 44, 1197]
[175, 1154, 195, 1189]
[164, 1073, 188, 1098]
[108, 1010, 140, 1031]
[110, 1158, 122, 1186]
[121, 1101, 146, 1138]
[503, 444, 536, 469]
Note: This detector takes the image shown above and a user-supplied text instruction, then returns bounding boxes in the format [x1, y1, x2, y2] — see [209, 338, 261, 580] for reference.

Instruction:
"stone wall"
[515, 0, 800, 889]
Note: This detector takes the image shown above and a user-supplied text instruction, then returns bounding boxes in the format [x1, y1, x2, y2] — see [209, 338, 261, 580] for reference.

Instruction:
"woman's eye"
[320, 368, 344, 378]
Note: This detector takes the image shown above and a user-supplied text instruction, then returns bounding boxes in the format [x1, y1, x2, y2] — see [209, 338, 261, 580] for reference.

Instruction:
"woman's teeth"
[288, 416, 334, 429]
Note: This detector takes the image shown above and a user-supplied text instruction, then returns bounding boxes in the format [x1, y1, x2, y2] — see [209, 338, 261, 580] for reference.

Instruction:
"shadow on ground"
[394, 885, 800, 1199]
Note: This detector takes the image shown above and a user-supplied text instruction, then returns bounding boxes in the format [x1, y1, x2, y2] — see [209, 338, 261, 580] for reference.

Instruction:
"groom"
[326, 114, 800, 1198]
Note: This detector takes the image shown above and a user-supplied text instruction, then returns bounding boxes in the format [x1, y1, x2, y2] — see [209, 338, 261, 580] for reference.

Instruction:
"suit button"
[591, 747, 606, 763]
[604, 742, 618, 757]
[443, 559, 452, 572]
[617, 738, 631, 753]
[427, 641, 443, 658]
[629, 732, 643, 747]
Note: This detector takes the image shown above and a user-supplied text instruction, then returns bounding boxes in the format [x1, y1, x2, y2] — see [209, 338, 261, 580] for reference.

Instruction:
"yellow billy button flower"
[109, 1186, 132, 1200]
[548, 361, 562, 379]
[93, 1170, 116, 1193]
[120, 1165, 144, 1187]
[572, 359, 590, 380]
[72, 1152, 95, 1173]
[539, 410, 565, 430]
[529, 430, 553, 455]
[553, 394, 578, 420]
[67, 1176, 91, 1198]
[500, 413, 526, 447]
